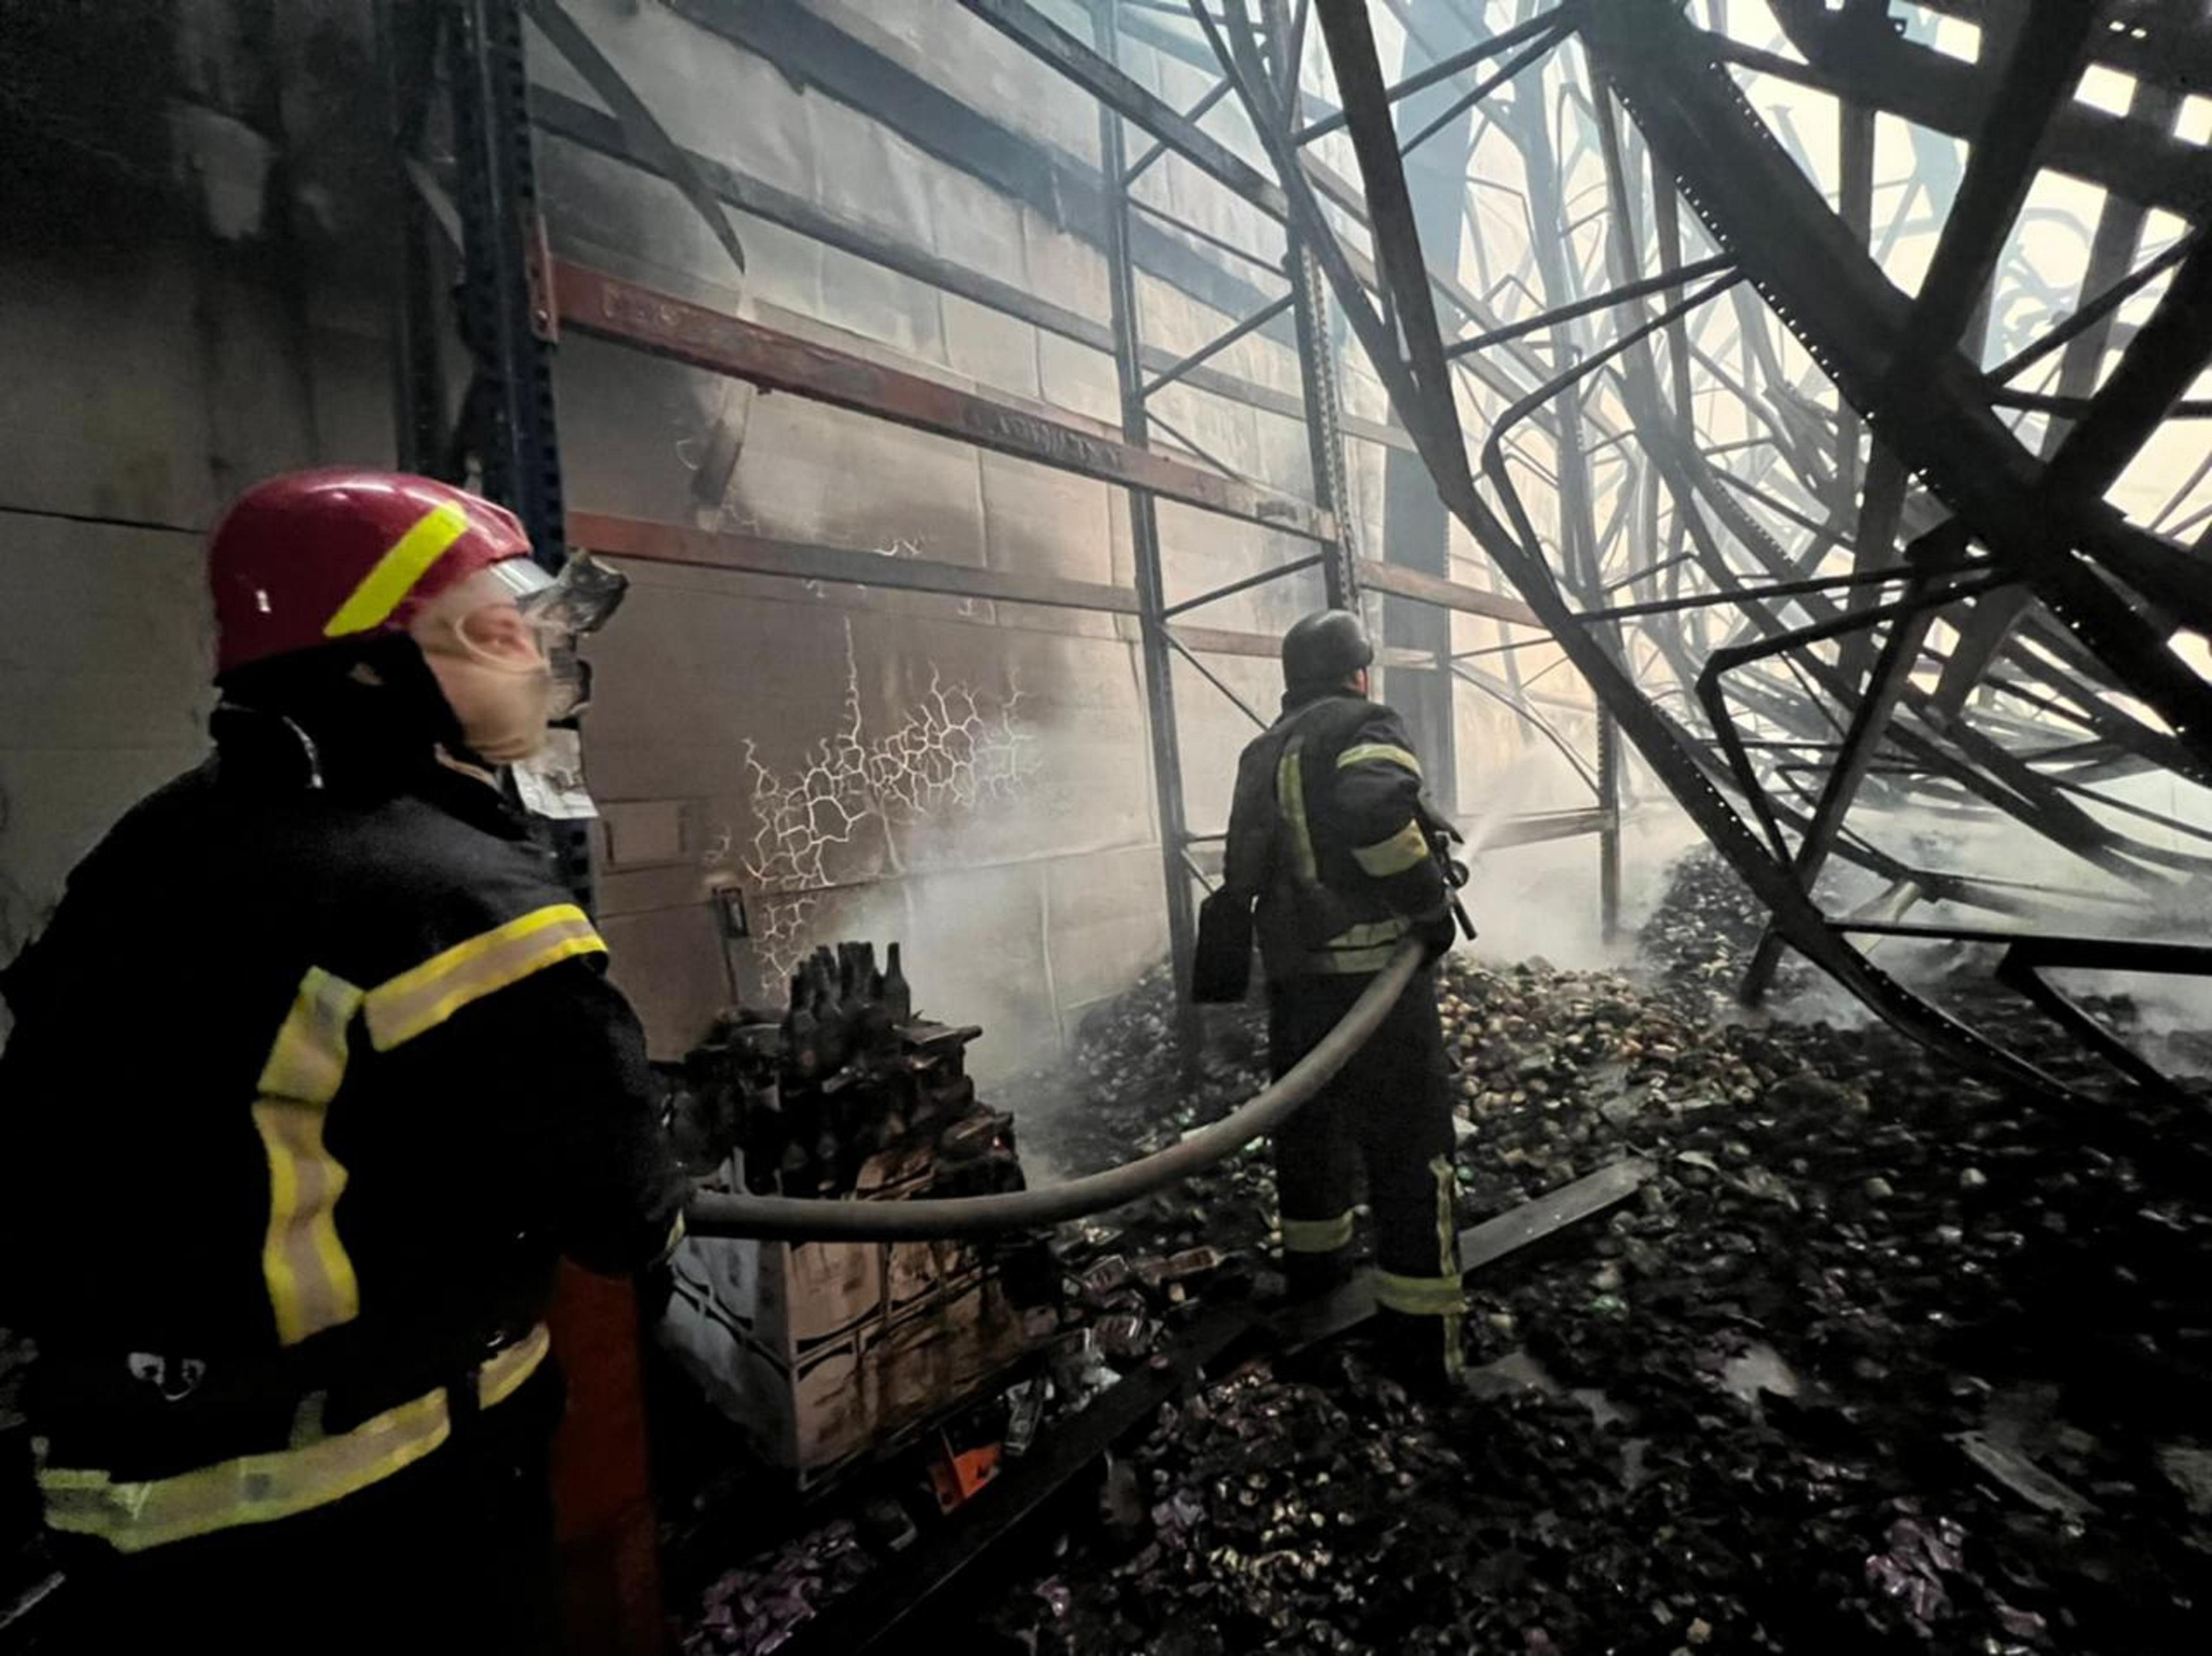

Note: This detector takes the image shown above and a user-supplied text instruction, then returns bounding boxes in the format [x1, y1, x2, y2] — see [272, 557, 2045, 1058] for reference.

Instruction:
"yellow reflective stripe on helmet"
[323, 501, 474, 638]
[1276, 743, 1320, 885]
[1373, 1268, 1466, 1317]
[1336, 742, 1422, 778]
[363, 905, 605, 1051]
[1280, 1209, 1356, 1254]
[37, 1328, 550, 1555]
[1353, 819, 1433, 878]
[253, 969, 366, 1348]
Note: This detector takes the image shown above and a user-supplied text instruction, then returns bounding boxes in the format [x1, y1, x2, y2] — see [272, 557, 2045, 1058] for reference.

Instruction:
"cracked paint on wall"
[736, 618, 1040, 984]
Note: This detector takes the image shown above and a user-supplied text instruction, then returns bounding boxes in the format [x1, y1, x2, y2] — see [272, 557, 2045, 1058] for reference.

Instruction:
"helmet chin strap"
[279, 717, 325, 789]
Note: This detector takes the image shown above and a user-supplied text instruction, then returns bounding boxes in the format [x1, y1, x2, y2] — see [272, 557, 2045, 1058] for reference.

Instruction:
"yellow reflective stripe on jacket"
[255, 1098, 361, 1346]
[1297, 915, 1414, 975]
[1301, 942, 1403, 974]
[1352, 819, 1433, 878]
[39, 1328, 551, 1554]
[1327, 917, 1411, 949]
[478, 1323, 553, 1409]
[1373, 1269, 1466, 1317]
[253, 969, 367, 1347]
[1280, 1209, 1355, 1254]
[1336, 742, 1422, 778]
[1275, 743, 1320, 885]
[363, 905, 605, 1051]
[323, 501, 472, 638]
[258, 967, 361, 1105]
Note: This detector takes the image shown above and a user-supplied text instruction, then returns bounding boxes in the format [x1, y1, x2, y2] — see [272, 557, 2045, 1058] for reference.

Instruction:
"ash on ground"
[687, 850, 2212, 1656]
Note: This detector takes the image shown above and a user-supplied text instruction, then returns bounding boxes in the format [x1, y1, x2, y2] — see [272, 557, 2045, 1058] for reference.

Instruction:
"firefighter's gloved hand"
[1415, 905, 1457, 964]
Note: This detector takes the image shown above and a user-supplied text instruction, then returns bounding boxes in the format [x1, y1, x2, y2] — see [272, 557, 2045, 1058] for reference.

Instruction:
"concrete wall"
[0, 0, 398, 980]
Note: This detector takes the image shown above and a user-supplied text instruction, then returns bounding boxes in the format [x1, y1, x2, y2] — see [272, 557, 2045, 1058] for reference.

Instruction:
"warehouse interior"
[3, 0, 2211, 1650]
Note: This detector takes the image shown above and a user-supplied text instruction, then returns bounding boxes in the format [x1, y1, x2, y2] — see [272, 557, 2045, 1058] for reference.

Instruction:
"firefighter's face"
[412, 570, 556, 763]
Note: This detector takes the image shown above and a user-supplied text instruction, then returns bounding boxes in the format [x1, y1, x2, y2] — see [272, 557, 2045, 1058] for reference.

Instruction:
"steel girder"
[1171, 0, 2212, 1101]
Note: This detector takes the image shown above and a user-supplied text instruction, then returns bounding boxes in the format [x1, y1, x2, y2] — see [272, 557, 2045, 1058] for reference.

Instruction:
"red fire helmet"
[207, 468, 551, 678]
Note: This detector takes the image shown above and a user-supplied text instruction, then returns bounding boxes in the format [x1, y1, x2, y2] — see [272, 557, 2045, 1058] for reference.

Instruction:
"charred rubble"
[680, 852, 2211, 1656]
[1634, 845, 1817, 1008]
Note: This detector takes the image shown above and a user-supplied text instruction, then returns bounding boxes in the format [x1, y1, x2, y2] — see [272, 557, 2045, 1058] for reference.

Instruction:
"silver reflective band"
[485, 558, 557, 602]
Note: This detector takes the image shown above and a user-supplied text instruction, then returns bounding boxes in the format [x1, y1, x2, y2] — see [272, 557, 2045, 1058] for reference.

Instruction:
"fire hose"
[680, 941, 1422, 1241]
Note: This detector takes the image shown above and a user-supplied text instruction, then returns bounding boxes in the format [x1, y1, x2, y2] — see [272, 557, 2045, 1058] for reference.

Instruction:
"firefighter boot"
[1373, 1304, 1466, 1400]
[1281, 1246, 1357, 1303]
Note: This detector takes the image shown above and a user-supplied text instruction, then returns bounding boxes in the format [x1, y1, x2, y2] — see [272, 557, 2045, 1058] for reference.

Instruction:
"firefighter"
[0, 470, 691, 1651]
[1220, 608, 1465, 1393]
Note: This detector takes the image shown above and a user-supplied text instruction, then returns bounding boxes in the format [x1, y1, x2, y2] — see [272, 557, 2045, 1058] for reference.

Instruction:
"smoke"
[1869, 779, 2212, 1068]
[1775, 924, 2212, 1076]
[1667, 768, 2212, 1065]
[874, 868, 1075, 1088]
[2040, 969, 2212, 1076]
[1449, 754, 1709, 974]
[1425, 732, 2212, 1086]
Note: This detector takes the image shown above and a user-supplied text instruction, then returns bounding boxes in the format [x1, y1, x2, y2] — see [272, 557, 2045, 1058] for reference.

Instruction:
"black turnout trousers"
[1268, 966, 1464, 1383]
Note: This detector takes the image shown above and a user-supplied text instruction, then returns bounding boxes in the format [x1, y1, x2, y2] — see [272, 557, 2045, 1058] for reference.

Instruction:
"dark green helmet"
[1281, 608, 1373, 690]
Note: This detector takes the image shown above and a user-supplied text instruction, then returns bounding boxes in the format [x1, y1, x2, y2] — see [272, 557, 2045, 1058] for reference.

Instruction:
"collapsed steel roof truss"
[967, 0, 2207, 1100]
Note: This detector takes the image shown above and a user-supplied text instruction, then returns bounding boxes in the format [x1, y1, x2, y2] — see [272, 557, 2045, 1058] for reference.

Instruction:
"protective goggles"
[451, 552, 630, 720]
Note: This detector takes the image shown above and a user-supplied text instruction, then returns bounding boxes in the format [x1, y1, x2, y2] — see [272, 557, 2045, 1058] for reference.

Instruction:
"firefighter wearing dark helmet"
[0, 471, 690, 1651]
[1219, 608, 1465, 1393]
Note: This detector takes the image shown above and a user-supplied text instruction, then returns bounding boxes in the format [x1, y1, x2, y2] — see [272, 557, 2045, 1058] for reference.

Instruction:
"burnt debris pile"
[966, 891, 2212, 1653]
[1638, 845, 1816, 1005]
[667, 940, 1028, 1201]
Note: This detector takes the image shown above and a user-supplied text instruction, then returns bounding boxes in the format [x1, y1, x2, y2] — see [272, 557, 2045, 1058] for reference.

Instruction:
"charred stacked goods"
[668, 941, 1028, 1203]
[657, 941, 1055, 1496]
